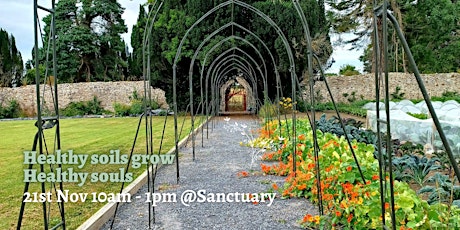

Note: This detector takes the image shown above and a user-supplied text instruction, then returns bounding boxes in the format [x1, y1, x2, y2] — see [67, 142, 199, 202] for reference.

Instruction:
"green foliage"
[128, 4, 147, 79]
[351, 0, 459, 73]
[258, 102, 278, 119]
[113, 90, 160, 117]
[136, 0, 331, 110]
[433, 151, 460, 176]
[359, 44, 373, 73]
[339, 64, 360, 76]
[418, 173, 460, 206]
[254, 118, 460, 229]
[23, 64, 46, 85]
[397, 141, 425, 155]
[306, 100, 369, 117]
[0, 100, 20, 118]
[391, 86, 405, 101]
[431, 91, 460, 103]
[403, 0, 460, 73]
[113, 103, 131, 117]
[392, 154, 441, 186]
[407, 112, 428, 120]
[36, 0, 128, 82]
[0, 28, 23, 87]
[315, 114, 376, 145]
[60, 96, 106, 116]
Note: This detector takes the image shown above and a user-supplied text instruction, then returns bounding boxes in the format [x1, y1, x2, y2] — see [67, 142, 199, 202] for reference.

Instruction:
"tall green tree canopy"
[34, 0, 128, 83]
[402, 0, 459, 73]
[329, 0, 459, 73]
[0, 28, 23, 87]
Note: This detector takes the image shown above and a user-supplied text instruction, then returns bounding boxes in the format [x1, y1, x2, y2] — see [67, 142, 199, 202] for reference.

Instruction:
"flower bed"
[247, 119, 460, 229]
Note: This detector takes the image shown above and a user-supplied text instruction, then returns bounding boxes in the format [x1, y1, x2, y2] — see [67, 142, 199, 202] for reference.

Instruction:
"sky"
[0, 0, 363, 74]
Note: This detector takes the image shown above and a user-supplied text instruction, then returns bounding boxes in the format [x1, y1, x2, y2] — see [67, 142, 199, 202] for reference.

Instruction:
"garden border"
[76, 117, 211, 230]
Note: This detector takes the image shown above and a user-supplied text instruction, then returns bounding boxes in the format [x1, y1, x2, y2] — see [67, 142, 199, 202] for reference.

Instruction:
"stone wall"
[302, 73, 460, 103]
[0, 81, 168, 116]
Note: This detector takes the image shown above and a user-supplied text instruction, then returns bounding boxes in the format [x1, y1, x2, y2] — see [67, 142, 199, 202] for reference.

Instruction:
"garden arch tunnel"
[206, 52, 262, 112]
[189, 21, 282, 113]
[216, 64, 257, 113]
[171, 0, 300, 139]
[220, 76, 255, 112]
[197, 36, 269, 106]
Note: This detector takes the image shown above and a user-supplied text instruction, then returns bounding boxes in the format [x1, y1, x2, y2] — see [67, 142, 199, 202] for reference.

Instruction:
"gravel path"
[102, 115, 317, 230]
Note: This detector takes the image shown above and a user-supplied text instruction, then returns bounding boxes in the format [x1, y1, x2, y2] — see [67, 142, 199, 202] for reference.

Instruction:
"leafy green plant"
[60, 96, 106, 117]
[407, 112, 428, 120]
[418, 172, 460, 206]
[305, 100, 369, 117]
[0, 100, 21, 118]
[113, 91, 161, 117]
[391, 86, 405, 100]
[113, 102, 131, 116]
[433, 151, 460, 176]
[397, 141, 425, 156]
[253, 118, 460, 229]
[315, 114, 376, 146]
[431, 91, 460, 103]
[129, 100, 143, 115]
[258, 101, 278, 119]
[393, 154, 441, 186]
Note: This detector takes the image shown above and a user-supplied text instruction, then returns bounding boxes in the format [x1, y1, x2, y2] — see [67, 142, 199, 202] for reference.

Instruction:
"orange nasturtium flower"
[237, 171, 249, 177]
[272, 183, 279, 191]
[342, 182, 353, 193]
[347, 166, 352, 172]
[297, 184, 307, 190]
[372, 175, 379, 180]
[347, 213, 353, 223]
[298, 134, 306, 141]
[336, 211, 342, 217]
[303, 214, 313, 223]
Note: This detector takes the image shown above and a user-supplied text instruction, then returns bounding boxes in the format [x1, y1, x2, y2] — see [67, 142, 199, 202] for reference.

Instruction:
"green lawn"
[0, 116, 198, 230]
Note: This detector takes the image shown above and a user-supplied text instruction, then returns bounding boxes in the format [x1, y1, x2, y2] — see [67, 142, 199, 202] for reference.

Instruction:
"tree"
[327, 0, 406, 73]
[357, 0, 459, 73]
[129, 4, 148, 79]
[0, 28, 23, 87]
[36, 0, 128, 83]
[402, 0, 459, 73]
[339, 64, 360, 76]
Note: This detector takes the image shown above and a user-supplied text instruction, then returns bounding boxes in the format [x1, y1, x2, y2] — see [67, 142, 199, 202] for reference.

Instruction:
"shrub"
[279, 97, 294, 114]
[0, 100, 21, 118]
[113, 103, 131, 117]
[431, 91, 460, 103]
[339, 64, 360, 76]
[258, 101, 278, 119]
[129, 100, 143, 115]
[60, 96, 105, 117]
[113, 91, 161, 117]
[391, 86, 405, 100]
